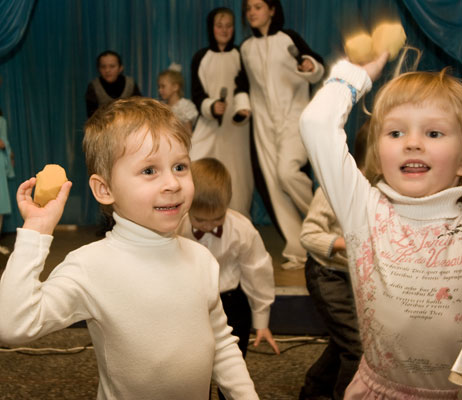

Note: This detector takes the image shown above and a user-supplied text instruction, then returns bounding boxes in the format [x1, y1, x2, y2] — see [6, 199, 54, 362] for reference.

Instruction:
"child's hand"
[237, 109, 251, 118]
[298, 58, 314, 73]
[333, 237, 346, 252]
[254, 328, 280, 355]
[213, 101, 226, 116]
[362, 51, 389, 82]
[17, 177, 72, 235]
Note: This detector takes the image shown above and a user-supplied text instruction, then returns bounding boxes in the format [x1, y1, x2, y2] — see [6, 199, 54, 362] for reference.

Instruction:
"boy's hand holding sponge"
[34, 164, 68, 207]
[344, 21, 406, 64]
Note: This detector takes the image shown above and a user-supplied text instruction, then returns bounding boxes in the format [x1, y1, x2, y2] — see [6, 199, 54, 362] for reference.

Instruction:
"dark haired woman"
[85, 50, 141, 118]
[238, 0, 324, 269]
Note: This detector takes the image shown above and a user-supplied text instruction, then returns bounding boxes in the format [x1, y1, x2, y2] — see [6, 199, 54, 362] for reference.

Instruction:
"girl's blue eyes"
[388, 130, 443, 138]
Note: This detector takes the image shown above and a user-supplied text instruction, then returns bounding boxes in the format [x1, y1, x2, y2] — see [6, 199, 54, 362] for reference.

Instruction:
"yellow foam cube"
[372, 22, 406, 60]
[34, 164, 68, 207]
[344, 32, 374, 64]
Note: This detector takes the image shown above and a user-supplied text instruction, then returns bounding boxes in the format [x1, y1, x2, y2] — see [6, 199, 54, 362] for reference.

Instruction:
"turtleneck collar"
[376, 180, 462, 221]
[107, 213, 175, 247]
[99, 74, 126, 99]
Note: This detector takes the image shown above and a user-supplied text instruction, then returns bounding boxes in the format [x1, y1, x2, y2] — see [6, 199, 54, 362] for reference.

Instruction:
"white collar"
[107, 213, 175, 246]
[376, 181, 462, 221]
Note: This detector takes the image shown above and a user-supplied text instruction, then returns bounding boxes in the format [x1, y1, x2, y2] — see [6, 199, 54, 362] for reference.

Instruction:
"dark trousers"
[299, 257, 362, 400]
[217, 285, 251, 400]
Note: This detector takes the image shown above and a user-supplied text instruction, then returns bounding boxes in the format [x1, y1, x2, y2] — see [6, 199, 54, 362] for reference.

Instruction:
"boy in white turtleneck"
[0, 97, 258, 400]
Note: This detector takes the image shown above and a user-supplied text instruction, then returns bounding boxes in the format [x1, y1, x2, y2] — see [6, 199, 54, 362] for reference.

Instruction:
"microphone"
[219, 86, 228, 102]
[217, 87, 227, 126]
[288, 44, 304, 65]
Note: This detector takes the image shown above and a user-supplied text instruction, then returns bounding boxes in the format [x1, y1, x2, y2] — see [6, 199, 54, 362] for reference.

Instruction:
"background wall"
[1, 0, 461, 231]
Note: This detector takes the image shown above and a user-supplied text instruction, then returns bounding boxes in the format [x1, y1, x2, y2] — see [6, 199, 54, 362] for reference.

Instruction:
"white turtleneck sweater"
[0, 214, 258, 399]
[299, 60, 462, 393]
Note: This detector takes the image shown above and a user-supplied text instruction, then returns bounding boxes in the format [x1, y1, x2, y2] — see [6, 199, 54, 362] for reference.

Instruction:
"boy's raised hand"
[254, 328, 280, 355]
[17, 177, 72, 235]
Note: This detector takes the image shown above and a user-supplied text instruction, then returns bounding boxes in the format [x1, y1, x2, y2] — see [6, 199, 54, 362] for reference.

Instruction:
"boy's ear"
[89, 174, 115, 205]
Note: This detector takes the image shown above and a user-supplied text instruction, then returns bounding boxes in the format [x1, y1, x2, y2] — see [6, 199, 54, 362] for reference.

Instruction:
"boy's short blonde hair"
[366, 68, 462, 184]
[158, 70, 185, 98]
[190, 158, 232, 214]
[83, 96, 190, 188]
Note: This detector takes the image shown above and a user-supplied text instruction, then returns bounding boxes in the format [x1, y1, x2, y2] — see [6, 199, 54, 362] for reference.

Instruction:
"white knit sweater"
[300, 60, 462, 392]
[0, 213, 258, 399]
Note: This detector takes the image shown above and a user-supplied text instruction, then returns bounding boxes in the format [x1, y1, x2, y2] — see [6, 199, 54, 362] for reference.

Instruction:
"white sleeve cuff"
[200, 98, 216, 121]
[296, 56, 325, 84]
[232, 92, 251, 125]
[252, 310, 270, 330]
[327, 59, 372, 99]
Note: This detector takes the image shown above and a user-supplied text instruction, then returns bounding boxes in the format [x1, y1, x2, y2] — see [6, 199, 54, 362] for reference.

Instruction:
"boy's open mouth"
[154, 204, 181, 211]
[400, 162, 430, 173]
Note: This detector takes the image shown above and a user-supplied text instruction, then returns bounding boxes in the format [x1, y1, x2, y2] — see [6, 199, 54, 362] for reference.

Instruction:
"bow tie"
[192, 225, 223, 240]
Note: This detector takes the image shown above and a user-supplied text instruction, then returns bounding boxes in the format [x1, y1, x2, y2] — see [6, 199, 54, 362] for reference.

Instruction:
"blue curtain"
[0, 0, 461, 232]
[0, 0, 35, 58]
[402, 0, 462, 64]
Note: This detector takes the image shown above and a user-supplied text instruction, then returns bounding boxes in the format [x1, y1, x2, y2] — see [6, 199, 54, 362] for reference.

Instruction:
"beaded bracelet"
[326, 77, 357, 105]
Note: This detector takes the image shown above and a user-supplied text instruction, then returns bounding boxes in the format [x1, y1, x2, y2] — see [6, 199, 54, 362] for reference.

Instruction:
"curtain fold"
[0, 0, 35, 58]
[402, 0, 462, 64]
[0, 0, 461, 231]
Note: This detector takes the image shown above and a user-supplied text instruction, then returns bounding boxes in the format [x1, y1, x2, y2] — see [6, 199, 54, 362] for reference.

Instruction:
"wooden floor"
[0, 223, 306, 287]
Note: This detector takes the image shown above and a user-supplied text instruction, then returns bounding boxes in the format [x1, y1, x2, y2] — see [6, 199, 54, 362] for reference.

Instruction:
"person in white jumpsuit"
[190, 7, 253, 218]
[239, 0, 325, 269]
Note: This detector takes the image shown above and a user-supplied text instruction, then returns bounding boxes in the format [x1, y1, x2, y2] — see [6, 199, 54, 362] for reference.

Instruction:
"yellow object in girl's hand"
[372, 22, 406, 61]
[344, 21, 406, 64]
[344, 32, 374, 64]
[34, 164, 68, 207]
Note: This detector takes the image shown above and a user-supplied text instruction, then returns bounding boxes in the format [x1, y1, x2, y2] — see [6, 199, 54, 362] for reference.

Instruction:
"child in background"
[0, 98, 258, 399]
[177, 158, 279, 397]
[85, 50, 141, 118]
[299, 121, 369, 400]
[300, 51, 462, 398]
[190, 7, 253, 217]
[158, 67, 198, 135]
[0, 113, 14, 255]
[238, 0, 325, 270]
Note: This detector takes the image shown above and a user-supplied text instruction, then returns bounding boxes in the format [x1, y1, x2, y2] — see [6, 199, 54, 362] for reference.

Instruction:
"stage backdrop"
[0, 0, 461, 231]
